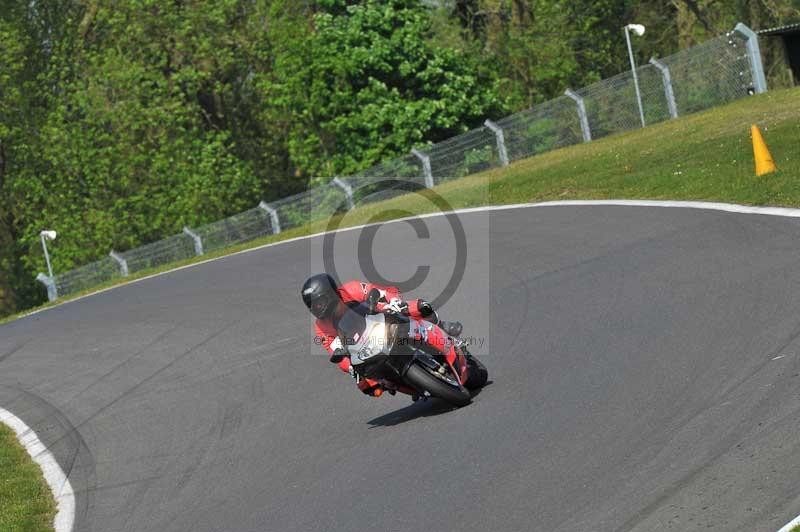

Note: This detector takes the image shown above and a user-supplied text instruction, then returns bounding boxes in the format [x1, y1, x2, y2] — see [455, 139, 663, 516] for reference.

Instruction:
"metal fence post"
[649, 58, 679, 119]
[36, 273, 58, 301]
[109, 251, 129, 277]
[565, 89, 592, 142]
[734, 23, 768, 94]
[258, 201, 281, 234]
[332, 178, 355, 210]
[182, 227, 204, 256]
[484, 120, 509, 166]
[411, 148, 435, 188]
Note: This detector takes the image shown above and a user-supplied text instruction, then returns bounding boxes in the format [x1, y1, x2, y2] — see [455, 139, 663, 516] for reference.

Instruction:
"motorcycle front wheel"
[405, 363, 471, 407]
[464, 354, 488, 390]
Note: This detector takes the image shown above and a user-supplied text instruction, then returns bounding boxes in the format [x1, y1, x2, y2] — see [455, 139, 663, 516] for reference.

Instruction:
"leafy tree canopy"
[267, 0, 504, 181]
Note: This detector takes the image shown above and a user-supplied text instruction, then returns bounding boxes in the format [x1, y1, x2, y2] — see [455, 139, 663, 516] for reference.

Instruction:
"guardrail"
[37, 24, 764, 301]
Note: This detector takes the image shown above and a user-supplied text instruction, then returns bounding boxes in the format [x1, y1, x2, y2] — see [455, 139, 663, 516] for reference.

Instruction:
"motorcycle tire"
[465, 354, 488, 390]
[405, 363, 471, 407]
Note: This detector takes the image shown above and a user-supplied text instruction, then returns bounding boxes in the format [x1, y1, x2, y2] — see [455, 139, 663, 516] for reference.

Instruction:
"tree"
[1, 1, 267, 312]
[264, 0, 505, 182]
[0, 0, 83, 312]
[441, 0, 637, 109]
[486, 0, 590, 108]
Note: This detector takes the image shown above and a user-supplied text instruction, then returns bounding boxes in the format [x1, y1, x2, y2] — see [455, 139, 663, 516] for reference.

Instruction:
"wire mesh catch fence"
[425, 126, 503, 183]
[121, 233, 196, 274]
[271, 185, 349, 231]
[40, 24, 765, 302]
[54, 257, 121, 296]
[661, 32, 753, 116]
[194, 206, 275, 254]
[496, 96, 584, 163]
[348, 154, 429, 204]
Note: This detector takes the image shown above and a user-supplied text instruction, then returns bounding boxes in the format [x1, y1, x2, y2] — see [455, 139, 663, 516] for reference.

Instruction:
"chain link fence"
[37, 24, 766, 301]
[50, 257, 121, 298]
[193, 205, 276, 254]
[495, 95, 585, 162]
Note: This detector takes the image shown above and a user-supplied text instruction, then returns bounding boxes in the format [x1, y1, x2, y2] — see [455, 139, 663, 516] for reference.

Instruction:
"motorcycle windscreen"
[338, 313, 389, 366]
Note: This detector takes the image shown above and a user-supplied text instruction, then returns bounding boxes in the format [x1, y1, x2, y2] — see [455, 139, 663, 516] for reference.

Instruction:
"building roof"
[758, 22, 800, 36]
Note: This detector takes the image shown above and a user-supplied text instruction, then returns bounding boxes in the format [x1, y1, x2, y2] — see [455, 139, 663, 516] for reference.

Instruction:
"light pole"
[624, 23, 646, 128]
[40, 230, 57, 278]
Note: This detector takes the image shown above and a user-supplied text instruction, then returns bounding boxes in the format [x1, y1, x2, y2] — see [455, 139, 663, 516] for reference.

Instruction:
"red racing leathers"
[314, 280, 454, 395]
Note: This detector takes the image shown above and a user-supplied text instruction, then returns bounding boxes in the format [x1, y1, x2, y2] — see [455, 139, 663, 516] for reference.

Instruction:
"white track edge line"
[0, 407, 75, 532]
[14, 199, 800, 322]
[778, 514, 800, 532]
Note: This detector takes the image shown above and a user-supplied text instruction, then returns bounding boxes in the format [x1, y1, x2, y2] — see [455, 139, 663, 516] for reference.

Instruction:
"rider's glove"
[385, 297, 409, 315]
[366, 288, 382, 313]
[329, 347, 347, 364]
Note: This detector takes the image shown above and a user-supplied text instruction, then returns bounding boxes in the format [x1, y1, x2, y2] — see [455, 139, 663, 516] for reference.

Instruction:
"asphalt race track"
[3, 204, 800, 532]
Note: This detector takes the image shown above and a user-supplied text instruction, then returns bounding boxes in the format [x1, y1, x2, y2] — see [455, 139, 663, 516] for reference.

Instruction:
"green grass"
[2, 87, 800, 325]
[0, 423, 56, 532]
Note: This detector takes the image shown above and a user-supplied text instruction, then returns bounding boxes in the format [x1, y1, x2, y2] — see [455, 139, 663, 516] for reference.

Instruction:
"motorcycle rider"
[301, 273, 463, 396]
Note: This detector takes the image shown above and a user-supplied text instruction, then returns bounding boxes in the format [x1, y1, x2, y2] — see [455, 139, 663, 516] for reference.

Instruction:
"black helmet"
[301, 274, 340, 320]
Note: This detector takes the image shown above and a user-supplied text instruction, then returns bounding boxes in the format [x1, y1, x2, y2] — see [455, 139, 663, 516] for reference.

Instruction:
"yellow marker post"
[751, 124, 777, 176]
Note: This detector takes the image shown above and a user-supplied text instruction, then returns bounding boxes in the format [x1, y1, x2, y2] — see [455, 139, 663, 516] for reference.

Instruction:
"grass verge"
[0, 422, 56, 532]
[2, 86, 799, 325]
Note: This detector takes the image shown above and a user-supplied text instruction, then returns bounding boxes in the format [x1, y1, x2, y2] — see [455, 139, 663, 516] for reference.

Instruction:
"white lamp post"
[624, 23, 646, 128]
[40, 230, 57, 278]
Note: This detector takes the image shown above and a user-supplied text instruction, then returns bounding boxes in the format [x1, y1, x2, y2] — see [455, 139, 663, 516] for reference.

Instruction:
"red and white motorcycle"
[336, 289, 488, 407]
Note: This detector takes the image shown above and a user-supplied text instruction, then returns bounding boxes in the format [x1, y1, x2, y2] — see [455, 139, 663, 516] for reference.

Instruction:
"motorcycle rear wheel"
[405, 363, 471, 407]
